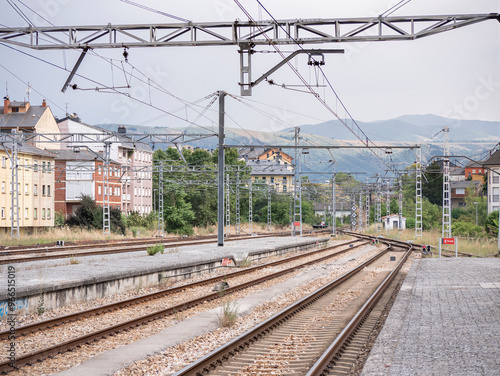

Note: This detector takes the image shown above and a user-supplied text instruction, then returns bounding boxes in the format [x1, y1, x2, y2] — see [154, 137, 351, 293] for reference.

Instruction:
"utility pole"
[217, 91, 225, 246]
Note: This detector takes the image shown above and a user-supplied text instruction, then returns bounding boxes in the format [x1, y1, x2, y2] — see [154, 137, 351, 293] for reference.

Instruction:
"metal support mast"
[217, 91, 225, 246]
[248, 180, 253, 234]
[158, 161, 164, 237]
[292, 127, 302, 236]
[350, 193, 357, 231]
[385, 179, 391, 234]
[267, 184, 272, 232]
[235, 171, 240, 234]
[10, 131, 19, 239]
[442, 127, 451, 238]
[376, 181, 382, 234]
[226, 172, 230, 237]
[398, 178, 403, 231]
[365, 189, 370, 231]
[359, 193, 364, 232]
[102, 142, 111, 236]
[331, 173, 336, 235]
[415, 147, 423, 238]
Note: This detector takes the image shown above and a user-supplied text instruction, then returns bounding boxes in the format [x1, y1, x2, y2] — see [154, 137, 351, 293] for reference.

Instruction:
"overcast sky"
[0, 0, 499, 135]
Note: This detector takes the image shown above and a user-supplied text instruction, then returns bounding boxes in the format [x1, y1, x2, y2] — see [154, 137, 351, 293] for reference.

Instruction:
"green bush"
[452, 221, 484, 238]
[55, 210, 65, 227]
[146, 243, 164, 256]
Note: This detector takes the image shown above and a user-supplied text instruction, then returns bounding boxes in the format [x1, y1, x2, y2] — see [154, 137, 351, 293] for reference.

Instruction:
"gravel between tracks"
[2, 242, 381, 375]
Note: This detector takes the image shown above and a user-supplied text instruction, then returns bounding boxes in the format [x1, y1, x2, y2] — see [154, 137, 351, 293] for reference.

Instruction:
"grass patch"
[218, 299, 239, 328]
[146, 243, 165, 256]
[68, 254, 80, 264]
[239, 257, 252, 268]
[370, 228, 498, 257]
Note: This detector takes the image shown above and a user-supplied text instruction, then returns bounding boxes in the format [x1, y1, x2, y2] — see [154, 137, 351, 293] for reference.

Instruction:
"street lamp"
[473, 202, 478, 225]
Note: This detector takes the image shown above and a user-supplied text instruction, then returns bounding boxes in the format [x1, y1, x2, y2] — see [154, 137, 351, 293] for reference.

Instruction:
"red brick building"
[464, 160, 486, 181]
[52, 149, 122, 217]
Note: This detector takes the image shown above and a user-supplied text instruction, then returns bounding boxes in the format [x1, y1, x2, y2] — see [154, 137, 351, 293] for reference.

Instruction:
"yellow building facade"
[0, 146, 55, 234]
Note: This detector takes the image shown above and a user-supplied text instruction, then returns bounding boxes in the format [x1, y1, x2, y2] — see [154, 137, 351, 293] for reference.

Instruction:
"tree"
[422, 161, 443, 206]
[485, 210, 499, 238]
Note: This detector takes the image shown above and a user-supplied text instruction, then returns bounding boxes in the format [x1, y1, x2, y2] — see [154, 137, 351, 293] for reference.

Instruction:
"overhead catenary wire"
[236, 0, 397, 174]
[0, 62, 66, 113]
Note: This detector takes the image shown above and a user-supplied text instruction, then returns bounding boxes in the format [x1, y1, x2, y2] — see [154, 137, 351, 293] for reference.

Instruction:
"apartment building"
[248, 160, 294, 193]
[0, 144, 55, 234]
[484, 149, 500, 214]
[1, 96, 61, 149]
[57, 118, 153, 215]
[52, 149, 122, 217]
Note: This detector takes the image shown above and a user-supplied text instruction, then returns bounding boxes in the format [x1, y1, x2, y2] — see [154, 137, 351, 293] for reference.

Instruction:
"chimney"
[42, 99, 47, 107]
[3, 96, 10, 114]
[117, 125, 126, 134]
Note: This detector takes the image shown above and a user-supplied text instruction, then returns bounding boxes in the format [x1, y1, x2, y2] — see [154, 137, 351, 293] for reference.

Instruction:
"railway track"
[0, 229, 330, 265]
[343, 230, 476, 257]
[0, 237, 365, 374]
[171, 241, 412, 376]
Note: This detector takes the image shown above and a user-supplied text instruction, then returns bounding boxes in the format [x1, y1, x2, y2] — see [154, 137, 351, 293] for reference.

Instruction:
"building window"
[98, 185, 102, 195]
[1, 181, 4, 193]
[47, 161, 51, 173]
[47, 185, 51, 197]
[47, 208, 51, 219]
[271, 177, 275, 183]
[25, 207, 29, 219]
[2, 157, 6, 168]
[42, 208, 46, 220]
[34, 208, 37, 220]
[25, 183, 29, 195]
[1, 207, 4, 218]
[42, 185, 46, 196]
[25, 159, 29, 171]
[34, 184, 38, 196]
[493, 175, 499, 184]
[42, 161, 46, 172]
[98, 165, 102, 175]
[34, 160, 38, 172]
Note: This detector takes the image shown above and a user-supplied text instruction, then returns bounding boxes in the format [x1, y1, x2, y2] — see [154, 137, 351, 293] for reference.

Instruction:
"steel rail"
[344, 230, 475, 257]
[172, 245, 391, 376]
[306, 245, 412, 376]
[0, 239, 369, 372]
[0, 237, 359, 340]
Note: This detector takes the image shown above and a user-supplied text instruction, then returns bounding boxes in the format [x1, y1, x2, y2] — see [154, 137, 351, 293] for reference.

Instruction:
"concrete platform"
[0, 236, 327, 317]
[361, 258, 500, 376]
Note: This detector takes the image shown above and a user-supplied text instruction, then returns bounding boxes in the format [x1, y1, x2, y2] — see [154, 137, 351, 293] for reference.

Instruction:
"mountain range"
[98, 114, 500, 180]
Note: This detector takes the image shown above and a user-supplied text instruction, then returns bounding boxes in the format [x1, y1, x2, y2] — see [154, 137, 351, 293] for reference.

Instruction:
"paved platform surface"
[361, 258, 500, 376]
[0, 236, 326, 298]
